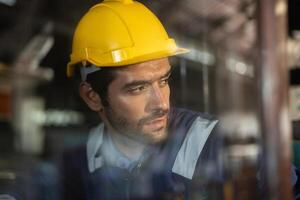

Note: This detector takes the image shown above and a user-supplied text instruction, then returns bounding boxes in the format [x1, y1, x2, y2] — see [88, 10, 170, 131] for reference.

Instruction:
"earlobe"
[79, 82, 103, 112]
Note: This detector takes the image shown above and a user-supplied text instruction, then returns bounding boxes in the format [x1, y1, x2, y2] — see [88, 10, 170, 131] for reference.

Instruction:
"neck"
[108, 128, 147, 161]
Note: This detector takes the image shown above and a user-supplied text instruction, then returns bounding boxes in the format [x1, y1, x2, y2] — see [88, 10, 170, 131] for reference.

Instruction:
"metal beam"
[257, 0, 292, 199]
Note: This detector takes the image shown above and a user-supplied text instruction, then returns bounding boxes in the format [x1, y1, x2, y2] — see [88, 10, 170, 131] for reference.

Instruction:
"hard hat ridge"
[103, 0, 134, 4]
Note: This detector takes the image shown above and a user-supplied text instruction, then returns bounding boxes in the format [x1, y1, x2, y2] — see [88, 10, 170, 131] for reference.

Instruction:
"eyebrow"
[122, 70, 171, 90]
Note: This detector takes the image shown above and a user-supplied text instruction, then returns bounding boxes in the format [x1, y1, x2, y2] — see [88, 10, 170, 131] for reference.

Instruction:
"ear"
[79, 82, 103, 112]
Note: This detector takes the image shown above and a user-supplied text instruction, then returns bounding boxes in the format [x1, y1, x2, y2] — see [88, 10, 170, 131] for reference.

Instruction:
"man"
[63, 0, 300, 199]
[63, 0, 223, 199]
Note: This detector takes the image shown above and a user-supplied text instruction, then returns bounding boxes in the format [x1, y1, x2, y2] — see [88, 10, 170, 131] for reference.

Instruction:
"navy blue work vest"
[62, 108, 223, 200]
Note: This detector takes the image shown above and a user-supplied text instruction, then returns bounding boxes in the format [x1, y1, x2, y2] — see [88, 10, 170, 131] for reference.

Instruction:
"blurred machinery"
[11, 23, 54, 154]
[0, 23, 55, 199]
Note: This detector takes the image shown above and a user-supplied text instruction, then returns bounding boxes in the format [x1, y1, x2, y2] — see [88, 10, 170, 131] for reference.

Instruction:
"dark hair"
[85, 67, 121, 107]
[86, 67, 116, 106]
[72, 63, 126, 107]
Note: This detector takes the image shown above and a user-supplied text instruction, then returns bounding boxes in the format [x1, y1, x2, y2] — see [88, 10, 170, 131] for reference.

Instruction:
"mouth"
[138, 109, 169, 132]
[143, 116, 167, 131]
[144, 117, 167, 131]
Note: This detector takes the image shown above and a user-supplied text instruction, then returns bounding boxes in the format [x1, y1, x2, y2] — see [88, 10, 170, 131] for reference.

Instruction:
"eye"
[128, 85, 148, 94]
[159, 77, 170, 87]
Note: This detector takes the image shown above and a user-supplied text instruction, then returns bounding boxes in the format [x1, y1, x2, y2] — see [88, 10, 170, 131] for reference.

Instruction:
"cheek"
[107, 85, 170, 120]
[109, 94, 148, 120]
[157, 86, 170, 106]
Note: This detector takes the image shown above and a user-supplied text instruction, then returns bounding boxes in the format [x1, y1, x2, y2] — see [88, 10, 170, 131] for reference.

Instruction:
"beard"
[104, 106, 169, 144]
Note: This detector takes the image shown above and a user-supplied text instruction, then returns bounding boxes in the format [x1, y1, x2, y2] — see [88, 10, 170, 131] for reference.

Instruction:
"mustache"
[138, 109, 169, 126]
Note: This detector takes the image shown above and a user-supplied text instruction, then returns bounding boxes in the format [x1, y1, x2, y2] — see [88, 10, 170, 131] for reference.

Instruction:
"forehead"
[114, 58, 171, 82]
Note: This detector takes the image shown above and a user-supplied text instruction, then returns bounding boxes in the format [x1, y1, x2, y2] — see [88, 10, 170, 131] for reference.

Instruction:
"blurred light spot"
[227, 144, 259, 159]
[219, 111, 259, 139]
[0, 172, 16, 180]
[235, 62, 247, 75]
[32, 110, 85, 126]
[275, 0, 287, 16]
[32, 110, 46, 124]
[226, 57, 254, 77]
[179, 48, 215, 66]
[0, 0, 16, 6]
[45, 110, 84, 126]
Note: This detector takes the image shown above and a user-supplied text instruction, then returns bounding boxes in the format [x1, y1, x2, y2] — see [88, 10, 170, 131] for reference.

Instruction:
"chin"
[146, 129, 168, 144]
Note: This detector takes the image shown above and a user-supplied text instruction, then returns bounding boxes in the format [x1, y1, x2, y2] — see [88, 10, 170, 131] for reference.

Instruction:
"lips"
[144, 117, 167, 131]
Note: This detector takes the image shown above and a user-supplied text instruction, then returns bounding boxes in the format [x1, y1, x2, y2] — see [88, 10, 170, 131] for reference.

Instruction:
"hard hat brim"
[67, 46, 189, 77]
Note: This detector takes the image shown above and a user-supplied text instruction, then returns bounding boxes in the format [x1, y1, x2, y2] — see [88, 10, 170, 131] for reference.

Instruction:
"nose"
[145, 83, 169, 112]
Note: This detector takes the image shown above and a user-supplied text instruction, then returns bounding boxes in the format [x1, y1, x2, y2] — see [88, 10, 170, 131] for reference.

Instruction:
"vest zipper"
[126, 161, 143, 199]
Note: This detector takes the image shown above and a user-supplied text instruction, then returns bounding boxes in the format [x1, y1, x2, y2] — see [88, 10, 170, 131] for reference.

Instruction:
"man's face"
[103, 58, 171, 144]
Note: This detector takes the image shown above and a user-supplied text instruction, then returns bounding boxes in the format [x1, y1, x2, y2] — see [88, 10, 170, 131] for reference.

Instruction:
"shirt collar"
[87, 123, 153, 173]
[102, 131, 137, 171]
[87, 123, 105, 173]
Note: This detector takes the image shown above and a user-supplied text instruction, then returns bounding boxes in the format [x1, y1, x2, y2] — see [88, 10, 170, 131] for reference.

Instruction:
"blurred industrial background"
[0, 0, 300, 199]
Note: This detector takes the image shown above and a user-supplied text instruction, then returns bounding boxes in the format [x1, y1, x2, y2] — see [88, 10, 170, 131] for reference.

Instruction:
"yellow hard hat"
[67, 0, 189, 77]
